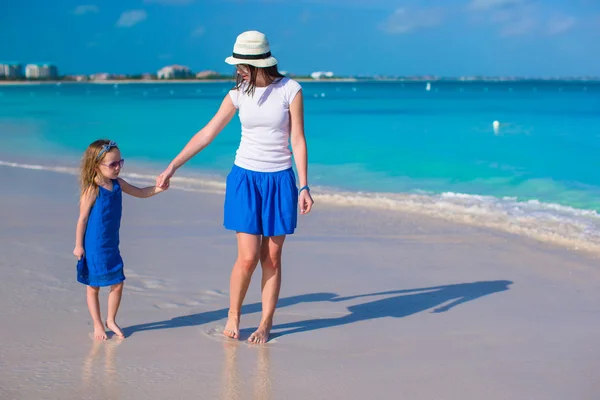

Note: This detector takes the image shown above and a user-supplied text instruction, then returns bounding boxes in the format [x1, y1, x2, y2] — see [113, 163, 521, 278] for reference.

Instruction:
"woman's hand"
[73, 246, 85, 260]
[299, 190, 314, 214]
[156, 166, 175, 188]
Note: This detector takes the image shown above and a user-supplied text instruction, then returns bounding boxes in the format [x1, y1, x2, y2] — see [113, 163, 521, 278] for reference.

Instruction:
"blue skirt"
[224, 165, 298, 237]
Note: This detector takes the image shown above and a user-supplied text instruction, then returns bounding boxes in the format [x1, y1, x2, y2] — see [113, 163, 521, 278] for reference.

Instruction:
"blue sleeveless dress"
[77, 179, 125, 287]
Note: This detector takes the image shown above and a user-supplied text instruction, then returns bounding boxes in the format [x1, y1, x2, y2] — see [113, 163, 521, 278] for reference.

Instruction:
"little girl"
[73, 139, 168, 340]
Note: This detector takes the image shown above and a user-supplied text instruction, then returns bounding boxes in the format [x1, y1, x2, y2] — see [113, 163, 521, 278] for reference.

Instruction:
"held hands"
[156, 166, 175, 189]
[299, 189, 314, 214]
[73, 246, 85, 260]
[154, 181, 170, 193]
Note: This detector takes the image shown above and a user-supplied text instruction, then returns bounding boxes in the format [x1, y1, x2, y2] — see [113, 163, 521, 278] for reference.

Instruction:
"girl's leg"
[224, 232, 261, 339]
[86, 286, 107, 340]
[106, 282, 125, 338]
[248, 235, 286, 344]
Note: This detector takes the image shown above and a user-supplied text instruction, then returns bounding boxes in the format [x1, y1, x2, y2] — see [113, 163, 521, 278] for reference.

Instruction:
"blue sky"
[2, 0, 599, 76]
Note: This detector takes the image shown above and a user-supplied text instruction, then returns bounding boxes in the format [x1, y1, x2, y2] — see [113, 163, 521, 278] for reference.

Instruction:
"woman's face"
[236, 65, 250, 81]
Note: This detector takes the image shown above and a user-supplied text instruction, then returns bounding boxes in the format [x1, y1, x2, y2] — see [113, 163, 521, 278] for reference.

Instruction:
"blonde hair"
[79, 139, 118, 198]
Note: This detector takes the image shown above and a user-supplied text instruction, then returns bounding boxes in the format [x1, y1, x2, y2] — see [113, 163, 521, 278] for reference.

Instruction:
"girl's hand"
[299, 190, 314, 214]
[156, 166, 175, 188]
[73, 246, 85, 260]
[155, 182, 170, 193]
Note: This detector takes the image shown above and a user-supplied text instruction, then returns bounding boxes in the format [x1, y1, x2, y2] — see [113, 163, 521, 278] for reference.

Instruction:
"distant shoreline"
[1, 77, 599, 86]
[0, 78, 360, 86]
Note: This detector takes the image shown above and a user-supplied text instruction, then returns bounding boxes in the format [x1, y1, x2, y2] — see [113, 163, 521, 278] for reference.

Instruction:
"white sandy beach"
[1, 165, 600, 400]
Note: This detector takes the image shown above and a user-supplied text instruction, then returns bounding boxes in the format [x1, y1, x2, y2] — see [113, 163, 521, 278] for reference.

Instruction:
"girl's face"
[97, 149, 124, 180]
[236, 65, 250, 81]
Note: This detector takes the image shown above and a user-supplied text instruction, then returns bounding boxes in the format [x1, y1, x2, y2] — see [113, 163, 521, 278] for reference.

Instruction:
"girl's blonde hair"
[79, 139, 118, 198]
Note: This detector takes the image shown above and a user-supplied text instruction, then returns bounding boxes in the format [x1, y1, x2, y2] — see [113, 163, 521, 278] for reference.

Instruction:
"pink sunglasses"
[101, 159, 125, 169]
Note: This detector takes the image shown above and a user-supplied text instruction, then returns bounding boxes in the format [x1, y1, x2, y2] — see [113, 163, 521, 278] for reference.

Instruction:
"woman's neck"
[254, 71, 269, 87]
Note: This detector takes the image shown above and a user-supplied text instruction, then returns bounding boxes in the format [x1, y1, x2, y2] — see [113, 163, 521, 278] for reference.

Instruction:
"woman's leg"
[86, 286, 107, 340]
[106, 282, 125, 338]
[224, 232, 261, 339]
[248, 235, 286, 344]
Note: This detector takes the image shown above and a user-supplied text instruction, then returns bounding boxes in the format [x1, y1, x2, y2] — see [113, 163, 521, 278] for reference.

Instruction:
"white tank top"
[229, 77, 302, 172]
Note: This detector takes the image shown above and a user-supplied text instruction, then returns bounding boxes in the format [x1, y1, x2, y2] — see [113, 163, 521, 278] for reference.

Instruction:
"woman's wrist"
[168, 162, 179, 173]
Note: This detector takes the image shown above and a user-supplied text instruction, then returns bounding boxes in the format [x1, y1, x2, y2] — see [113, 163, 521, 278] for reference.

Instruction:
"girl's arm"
[290, 90, 314, 214]
[73, 188, 96, 259]
[157, 95, 237, 187]
[118, 178, 168, 198]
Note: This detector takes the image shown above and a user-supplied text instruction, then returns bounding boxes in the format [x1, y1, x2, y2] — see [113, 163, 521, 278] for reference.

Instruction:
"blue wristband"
[299, 185, 310, 194]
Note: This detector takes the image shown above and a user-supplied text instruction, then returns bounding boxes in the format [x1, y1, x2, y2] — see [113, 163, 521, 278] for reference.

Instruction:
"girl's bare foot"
[93, 324, 107, 340]
[105, 320, 125, 338]
[223, 311, 240, 339]
[248, 319, 272, 344]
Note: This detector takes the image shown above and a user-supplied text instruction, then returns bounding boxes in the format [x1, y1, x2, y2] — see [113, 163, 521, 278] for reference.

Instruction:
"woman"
[156, 30, 313, 344]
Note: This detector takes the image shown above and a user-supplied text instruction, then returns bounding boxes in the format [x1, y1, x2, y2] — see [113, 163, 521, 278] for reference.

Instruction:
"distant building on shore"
[25, 63, 59, 79]
[310, 71, 334, 80]
[196, 70, 219, 79]
[157, 65, 193, 79]
[89, 73, 114, 81]
[0, 62, 24, 79]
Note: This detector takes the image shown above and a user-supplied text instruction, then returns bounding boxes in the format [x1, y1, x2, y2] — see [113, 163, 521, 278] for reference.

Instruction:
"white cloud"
[144, 0, 195, 4]
[470, 1, 577, 37]
[547, 16, 576, 35]
[191, 26, 205, 37]
[116, 10, 147, 28]
[469, 0, 524, 11]
[379, 7, 443, 34]
[500, 17, 536, 36]
[73, 5, 99, 15]
[489, 9, 512, 23]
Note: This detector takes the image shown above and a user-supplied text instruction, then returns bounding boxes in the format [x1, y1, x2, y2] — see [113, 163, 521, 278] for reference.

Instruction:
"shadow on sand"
[123, 280, 512, 339]
[269, 280, 512, 339]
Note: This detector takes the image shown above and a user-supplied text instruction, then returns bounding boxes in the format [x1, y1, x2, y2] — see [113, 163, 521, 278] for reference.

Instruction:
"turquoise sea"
[1, 80, 600, 250]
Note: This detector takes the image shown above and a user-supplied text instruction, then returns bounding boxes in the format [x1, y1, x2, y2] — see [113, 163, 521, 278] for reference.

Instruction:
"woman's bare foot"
[93, 324, 107, 340]
[248, 319, 272, 344]
[223, 311, 240, 339]
[105, 320, 125, 338]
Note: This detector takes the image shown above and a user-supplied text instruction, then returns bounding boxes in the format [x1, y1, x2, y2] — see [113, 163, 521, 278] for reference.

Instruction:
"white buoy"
[426, 82, 431, 91]
[493, 120, 500, 134]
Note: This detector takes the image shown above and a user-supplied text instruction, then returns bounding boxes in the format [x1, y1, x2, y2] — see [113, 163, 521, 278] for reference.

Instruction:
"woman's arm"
[73, 188, 95, 259]
[118, 178, 168, 198]
[290, 90, 313, 214]
[157, 95, 237, 187]
[290, 90, 308, 188]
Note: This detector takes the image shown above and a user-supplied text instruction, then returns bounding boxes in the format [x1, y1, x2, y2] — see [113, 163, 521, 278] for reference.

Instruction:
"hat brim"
[225, 56, 278, 68]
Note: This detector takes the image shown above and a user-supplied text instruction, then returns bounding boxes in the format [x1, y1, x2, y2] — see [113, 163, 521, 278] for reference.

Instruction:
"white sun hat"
[225, 31, 278, 68]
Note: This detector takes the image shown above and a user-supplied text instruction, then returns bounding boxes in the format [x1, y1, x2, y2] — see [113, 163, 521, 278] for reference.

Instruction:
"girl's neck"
[95, 175, 112, 187]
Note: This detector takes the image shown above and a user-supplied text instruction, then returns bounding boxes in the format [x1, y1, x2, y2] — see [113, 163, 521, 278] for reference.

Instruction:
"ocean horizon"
[2, 80, 600, 252]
